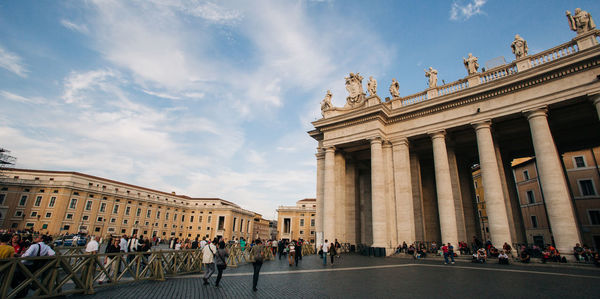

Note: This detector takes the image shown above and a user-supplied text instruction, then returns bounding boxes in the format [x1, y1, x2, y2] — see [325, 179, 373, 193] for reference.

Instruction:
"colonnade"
[315, 105, 593, 255]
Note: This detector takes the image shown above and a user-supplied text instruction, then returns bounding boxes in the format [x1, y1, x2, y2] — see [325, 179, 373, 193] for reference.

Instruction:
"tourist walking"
[85, 236, 100, 254]
[202, 237, 218, 285]
[321, 239, 328, 265]
[251, 239, 265, 292]
[329, 242, 336, 265]
[288, 241, 296, 266]
[214, 240, 229, 288]
[442, 243, 455, 264]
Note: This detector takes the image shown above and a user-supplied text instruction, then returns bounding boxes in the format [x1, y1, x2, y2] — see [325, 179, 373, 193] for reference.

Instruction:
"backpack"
[253, 246, 264, 262]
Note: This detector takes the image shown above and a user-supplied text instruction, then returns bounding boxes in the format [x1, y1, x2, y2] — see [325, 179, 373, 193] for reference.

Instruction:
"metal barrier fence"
[0, 242, 295, 298]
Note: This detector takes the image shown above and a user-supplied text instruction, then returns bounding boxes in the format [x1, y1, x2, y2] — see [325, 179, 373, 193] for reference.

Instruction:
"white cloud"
[0, 45, 28, 77]
[450, 0, 487, 21]
[62, 69, 121, 106]
[187, 1, 242, 23]
[1, 90, 47, 104]
[142, 89, 181, 100]
[60, 19, 90, 34]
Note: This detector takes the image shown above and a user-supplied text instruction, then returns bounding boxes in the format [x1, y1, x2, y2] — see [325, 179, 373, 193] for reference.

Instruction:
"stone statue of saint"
[566, 8, 596, 35]
[389, 78, 400, 98]
[463, 53, 479, 75]
[320, 90, 333, 116]
[424, 67, 438, 88]
[367, 76, 377, 96]
[511, 34, 529, 59]
[345, 72, 366, 107]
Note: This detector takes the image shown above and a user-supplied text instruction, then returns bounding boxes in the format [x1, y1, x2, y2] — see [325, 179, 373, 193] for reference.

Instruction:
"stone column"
[323, 146, 336, 243]
[392, 138, 416, 244]
[370, 137, 387, 248]
[473, 121, 512, 248]
[383, 141, 397, 248]
[592, 94, 600, 121]
[335, 152, 347, 241]
[430, 131, 458, 246]
[525, 108, 581, 255]
[315, 149, 325, 246]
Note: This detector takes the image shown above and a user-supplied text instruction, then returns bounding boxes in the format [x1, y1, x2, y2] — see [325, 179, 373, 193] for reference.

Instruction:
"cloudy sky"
[0, 0, 597, 219]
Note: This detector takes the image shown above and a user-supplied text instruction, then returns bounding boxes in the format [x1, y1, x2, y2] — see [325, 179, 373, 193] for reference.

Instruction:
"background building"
[0, 168, 266, 241]
[277, 198, 316, 243]
[512, 147, 600, 250]
[252, 214, 271, 241]
[471, 165, 489, 242]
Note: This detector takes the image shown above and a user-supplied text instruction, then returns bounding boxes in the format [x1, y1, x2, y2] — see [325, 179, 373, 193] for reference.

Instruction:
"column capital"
[368, 136, 383, 145]
[428, 130, 446, 140]
[382, 140, 393, 148]
[523, 106, 548, 120]
[315, 150, 325, 159]
[472, 119, 492, 131]
[323, 146, 336, 153]
[390, 137, 409, 146]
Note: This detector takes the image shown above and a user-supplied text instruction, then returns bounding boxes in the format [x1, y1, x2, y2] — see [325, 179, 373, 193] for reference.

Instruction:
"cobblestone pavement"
[69, 253, 600, 299]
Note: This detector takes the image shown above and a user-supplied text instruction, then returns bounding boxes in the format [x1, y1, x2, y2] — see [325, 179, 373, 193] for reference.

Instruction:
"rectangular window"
[66, 213, 73, 220]
[166, 212, 169, 220]
[247, 220, 250, 233]
[49, 196, 56, 207]
[19, 195, 27, 206]
[199, 216, 203, 222]
[574, 156, 586, 168]
[311, 219, 315, 227]
[157, 211, 161, 219]
[299, 230, 304, 234]
[476, 195, 480, 203]
[300, 219, 305, 226]
[85, 200, 93, 211]
[113, 204, 119, 214]
[110, 218, 116, 223]
[100, 202, 106, 212]
[0, 194, 5, 205]
[523, 170, 530, 180]
[34, 196, 42, 207]
[136, 208, 141, 217]
[526, 190, 535, 204]
[190, 215, 194, 222]
[146, 210, 151, 218]
[589, 210, 600, 225]
[233, 218, 237, 232]
[173, 214, 177, 221]
[30, 211, 38, 217]
[240, 219, 243, 232]
[531, 215, 538, 228]
[45, 212, 52, 218]
[97, 216, 103, 222]
[580, 180, 596, 196]
[181, 215, 185, 222]
[69, 198, 77, 209]
[123, 219, 128, 224]
[82, 215, 89, 221]
[125, 206, 131, 216]
[15, 210, 23, 217]
[218, 216, 225, 230]
[284, 218, 291, 234]
[208, 216, 212, 223]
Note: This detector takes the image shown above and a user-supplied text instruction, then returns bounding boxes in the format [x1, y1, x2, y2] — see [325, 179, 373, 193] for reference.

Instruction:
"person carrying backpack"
[252, 239, 265, 292]
[214, 240, 229, 288]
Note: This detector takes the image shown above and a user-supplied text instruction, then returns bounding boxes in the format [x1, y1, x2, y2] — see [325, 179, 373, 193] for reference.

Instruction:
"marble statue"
[345, 72, 366, 107]
[566, 8, 596, 34]
[424, 67, 438, 88]
[511, 34, 529, 59]
[389, 78, 400, 98]
[367, 76, 377, 96]
[320, 90, 333, 116]
[463, 53, 479, 75]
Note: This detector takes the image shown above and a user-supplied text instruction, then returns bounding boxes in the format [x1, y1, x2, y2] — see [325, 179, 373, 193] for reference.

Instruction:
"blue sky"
[1, 0, 598, 219]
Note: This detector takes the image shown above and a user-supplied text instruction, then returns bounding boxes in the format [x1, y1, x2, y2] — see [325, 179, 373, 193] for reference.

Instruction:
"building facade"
[471, 166, 489, 242]
[512, 148, 600, 250]
[0, 168, 262, 241]
[277, 199, 316, 243]
[252, 214, 271, 241]
[309, 14, 600, 256]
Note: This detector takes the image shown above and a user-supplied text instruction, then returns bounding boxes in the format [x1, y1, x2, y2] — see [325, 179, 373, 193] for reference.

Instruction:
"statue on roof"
[367, 76, 377, 96]
[566, 8, 596, 35]
[344, 72, 366, 107]
[320, 90, 333, 116]
[389, 78, 400, 98]
[511, 34, 529, 59]
[463, 53, 479, 75]
[424, 67, 438, 88]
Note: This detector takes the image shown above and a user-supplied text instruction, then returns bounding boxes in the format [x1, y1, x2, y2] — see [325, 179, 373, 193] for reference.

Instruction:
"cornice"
[310, 49, 600, 136]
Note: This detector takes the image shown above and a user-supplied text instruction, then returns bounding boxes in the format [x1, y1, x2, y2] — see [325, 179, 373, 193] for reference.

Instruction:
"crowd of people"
[393, 236, 600, 267]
